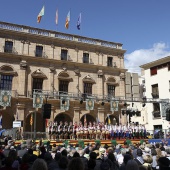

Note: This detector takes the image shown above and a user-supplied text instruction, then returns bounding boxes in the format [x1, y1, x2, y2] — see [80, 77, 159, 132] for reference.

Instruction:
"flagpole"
[31, 113, 33, 139]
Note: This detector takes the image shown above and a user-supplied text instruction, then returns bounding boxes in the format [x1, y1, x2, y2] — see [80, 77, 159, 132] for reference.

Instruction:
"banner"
[110, 100, 119, 112]
[86, 97, 94, 110]
[60, 95, 69, 111]
[0, 90, 11, 107]
[33, 92, 43, 108]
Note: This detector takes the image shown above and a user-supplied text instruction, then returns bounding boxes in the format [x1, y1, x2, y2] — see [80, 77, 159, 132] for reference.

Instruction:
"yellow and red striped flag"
[30, 114, 33, 126]
[37, 6, 45, 23]
[65, 11, 70, 29]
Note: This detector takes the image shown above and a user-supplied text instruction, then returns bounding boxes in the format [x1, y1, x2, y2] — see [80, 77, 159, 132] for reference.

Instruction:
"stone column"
[18, 60, 27, 96]
[97, 108, 105, 123]
[73, 107, 80, 123]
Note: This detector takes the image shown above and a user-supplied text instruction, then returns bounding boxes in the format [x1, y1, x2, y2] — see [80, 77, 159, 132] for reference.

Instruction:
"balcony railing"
[0, 21, 123, 50]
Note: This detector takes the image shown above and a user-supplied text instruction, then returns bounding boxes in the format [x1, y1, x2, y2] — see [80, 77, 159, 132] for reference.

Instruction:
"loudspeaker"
[42, 104, 51, 119]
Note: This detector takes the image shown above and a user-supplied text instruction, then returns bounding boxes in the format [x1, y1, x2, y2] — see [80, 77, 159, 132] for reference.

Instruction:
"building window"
[150, 67, 157, 75]
[82, 83, 92, 100]
[61, 49, 68, 60]
[107, 57, 113, 67]
[35, 46, 43, 57]
[59, 80, 68, 93]
[32, 78, 43, 92]
[4, 41, 13, 53]
[83, 53, 89, 63]
[151, 84, 159, 98]
[108, 85, 115, 98]
[0, 75, 13, 90]
[153, 103, 160, 118]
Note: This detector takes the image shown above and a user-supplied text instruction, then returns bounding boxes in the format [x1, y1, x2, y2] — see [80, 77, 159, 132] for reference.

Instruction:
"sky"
[1, 0, 170, 74]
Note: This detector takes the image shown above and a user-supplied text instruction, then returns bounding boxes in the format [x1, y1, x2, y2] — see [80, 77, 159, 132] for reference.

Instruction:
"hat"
[99, 147, 106, 154]
[137, 149, 143, 156]
[144, 147, 150, 153]
[10, 146, 15, 150]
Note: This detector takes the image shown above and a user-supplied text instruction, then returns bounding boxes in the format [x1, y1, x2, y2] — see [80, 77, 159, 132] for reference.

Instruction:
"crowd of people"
[48, 121, 147, 140]
[0, 135, 170, 170]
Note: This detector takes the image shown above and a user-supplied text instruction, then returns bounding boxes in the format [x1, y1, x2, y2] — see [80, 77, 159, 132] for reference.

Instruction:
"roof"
[140, 56, 170, 69]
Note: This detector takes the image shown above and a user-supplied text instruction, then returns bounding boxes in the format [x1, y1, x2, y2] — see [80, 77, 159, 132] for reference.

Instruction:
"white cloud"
[125, 42, 170, 74]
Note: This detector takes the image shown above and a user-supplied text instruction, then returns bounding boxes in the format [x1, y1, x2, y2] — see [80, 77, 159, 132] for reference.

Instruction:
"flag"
[55, 9, 58, 25]
[37, 6, 45, 23]
[46, 119, 48, 127]
[108, 115, 111, 125]
[30, 114, 33, 126]
[65, 11, 70, 29]
[77, 13, 81, 30]
[84, 114, 87, 125]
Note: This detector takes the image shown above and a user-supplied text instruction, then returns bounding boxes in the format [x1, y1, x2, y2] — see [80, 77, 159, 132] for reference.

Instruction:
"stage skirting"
[148, 139, 170, 145]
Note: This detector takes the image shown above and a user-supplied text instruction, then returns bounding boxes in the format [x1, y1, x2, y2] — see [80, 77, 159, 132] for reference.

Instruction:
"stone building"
[0, 21, 127, 133]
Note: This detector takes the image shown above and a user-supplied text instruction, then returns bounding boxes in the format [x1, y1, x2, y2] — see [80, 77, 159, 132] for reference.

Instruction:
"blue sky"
[1, 0, 170, 73]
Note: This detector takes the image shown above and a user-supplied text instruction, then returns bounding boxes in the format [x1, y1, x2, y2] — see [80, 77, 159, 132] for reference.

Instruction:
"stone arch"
[106, 76, 118, 85]
[31, 69, 47, 79]
[58, 71, 73, 81]
[0, 65, 17, 75]
[54, 113, 72, 124]
[105, 114, 118, 125]
[82, 75, 96, 84]
[80, 113, 96, 125]
[25, 111, 44, 132]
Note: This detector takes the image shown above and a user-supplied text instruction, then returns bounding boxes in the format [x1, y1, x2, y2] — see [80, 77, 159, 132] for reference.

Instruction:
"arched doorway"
[105, 115, 118, 125]
[25, 112, 44, 132]
[80, 114, 95, 125]
[54, 113, 72, 124]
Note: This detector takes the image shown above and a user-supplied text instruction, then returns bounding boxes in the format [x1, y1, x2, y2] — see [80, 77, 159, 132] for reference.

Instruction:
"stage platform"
[14, 138, 148, 146]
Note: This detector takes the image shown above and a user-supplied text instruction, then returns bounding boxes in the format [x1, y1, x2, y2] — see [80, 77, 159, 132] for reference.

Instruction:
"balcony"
[153, 111, 161, 118]
[151, 93, 159, 99]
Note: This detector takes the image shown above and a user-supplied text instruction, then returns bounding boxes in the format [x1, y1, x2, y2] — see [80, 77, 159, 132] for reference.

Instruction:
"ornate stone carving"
[20, 60, 27, 70]
[49, 66, 55, 73]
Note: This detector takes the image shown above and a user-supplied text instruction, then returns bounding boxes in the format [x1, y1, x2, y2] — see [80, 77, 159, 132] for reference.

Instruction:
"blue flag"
[77, 13, 81, 30]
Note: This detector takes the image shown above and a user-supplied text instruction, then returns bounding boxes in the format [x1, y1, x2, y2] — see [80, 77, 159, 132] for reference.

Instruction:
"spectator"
[126, 160, 139, 170]
[134, 149, 144, 165]
[157, 157, 170, 170]
[20, 153, 30, 170]
[87, 159, 96, 170]
[58, 156, 69, 170]
[119, 154, 132, 170]
[31, 158, 48, 170]
[68, 157, 84, 170]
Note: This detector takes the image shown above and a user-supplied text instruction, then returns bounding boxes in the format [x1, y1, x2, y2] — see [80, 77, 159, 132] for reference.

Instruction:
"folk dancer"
[96, 124, 101, 139]
[118, 124, 122, 139]
[84, 124, 88, 139]
[73, 122, 78, 140]
[101, 124, 106, 140]
[88, 122, 93, 139]
[48, 122, 52, 140]
[68, 122, 74, 139]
